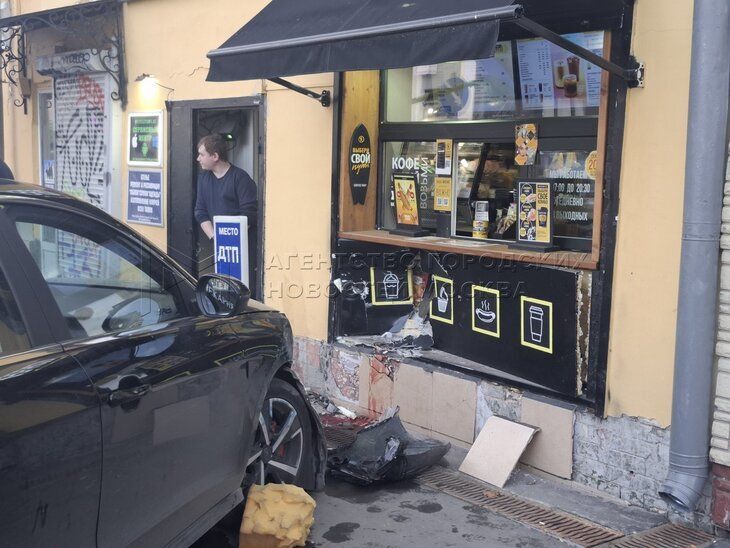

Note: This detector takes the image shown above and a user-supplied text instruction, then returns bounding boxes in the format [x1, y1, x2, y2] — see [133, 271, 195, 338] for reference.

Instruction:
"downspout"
[659, 0, 730, 511]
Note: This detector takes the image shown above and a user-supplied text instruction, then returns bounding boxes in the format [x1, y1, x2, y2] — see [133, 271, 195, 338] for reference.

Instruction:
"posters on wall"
[127, 170, 163, 226]
[516, 31, 604, 111]
[128, 112, 163, 166]
[517, 181, 553, 246]
[515, 123, 538, 166]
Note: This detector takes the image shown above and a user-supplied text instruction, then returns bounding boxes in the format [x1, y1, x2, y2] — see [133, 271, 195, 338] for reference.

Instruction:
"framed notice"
[128, 111, 163, 167]
[514, 179, 557, 252]
[127, 170, 163, 226]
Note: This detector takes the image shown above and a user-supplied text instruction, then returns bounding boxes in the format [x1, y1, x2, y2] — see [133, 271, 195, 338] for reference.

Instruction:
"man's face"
[197, 145, 218, 171]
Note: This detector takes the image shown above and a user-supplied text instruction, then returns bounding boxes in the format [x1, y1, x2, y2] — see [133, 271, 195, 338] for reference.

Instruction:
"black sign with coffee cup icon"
[520, 296, 553, 354]
[472, 285, 500, 338]
[370, 267, 412, 306]
[349, 123, 371, 205]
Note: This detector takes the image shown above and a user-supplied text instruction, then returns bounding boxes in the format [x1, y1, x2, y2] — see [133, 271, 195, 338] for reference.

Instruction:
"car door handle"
[108, 383, 151, 406]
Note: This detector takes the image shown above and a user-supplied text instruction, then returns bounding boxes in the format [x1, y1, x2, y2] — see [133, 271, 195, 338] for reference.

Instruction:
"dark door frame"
[166, 96, 266, 300]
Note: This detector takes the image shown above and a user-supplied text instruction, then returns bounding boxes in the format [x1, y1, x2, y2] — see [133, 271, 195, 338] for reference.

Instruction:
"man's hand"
[201, 221, 214, 240]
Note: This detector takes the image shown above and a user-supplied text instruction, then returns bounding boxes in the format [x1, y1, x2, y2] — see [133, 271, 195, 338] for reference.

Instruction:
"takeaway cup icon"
[437, 284, 449, 313]
[529, 305, 544, 343]
[383, 271, 400, 300]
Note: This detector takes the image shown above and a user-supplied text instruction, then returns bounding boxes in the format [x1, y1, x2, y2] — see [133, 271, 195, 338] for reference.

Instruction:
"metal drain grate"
[416, 466, 624, 547]
[598, 523, 715, 547]
[323, 426, 358, 449]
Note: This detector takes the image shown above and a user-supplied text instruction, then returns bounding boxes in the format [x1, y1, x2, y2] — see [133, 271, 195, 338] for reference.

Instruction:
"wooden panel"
[339, 71, 380, 232]
[591, 32, 612, 263]
[339, 229, 597, 270]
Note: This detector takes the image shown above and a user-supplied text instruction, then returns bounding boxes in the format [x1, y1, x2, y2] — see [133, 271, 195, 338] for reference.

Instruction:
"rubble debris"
[327, 410, 450, 485]
[239, 484, 315, 548]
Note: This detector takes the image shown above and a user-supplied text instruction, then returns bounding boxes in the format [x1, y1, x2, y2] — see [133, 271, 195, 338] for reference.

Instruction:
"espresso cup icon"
[529, 305, 544, 343]
[437, 285, 449, 313]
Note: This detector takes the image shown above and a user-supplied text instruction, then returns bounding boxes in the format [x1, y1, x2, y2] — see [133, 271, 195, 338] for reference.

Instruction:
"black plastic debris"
[327, 411, 450, 485]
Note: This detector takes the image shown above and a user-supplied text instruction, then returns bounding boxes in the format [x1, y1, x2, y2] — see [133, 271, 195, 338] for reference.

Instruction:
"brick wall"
[711, 146, 730, 465]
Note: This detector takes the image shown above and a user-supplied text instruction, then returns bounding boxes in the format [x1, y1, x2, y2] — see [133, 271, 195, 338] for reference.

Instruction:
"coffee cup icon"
[529, 305, 544, 343]
[383, 271, 399, 300]
[437, 285, 449, 313]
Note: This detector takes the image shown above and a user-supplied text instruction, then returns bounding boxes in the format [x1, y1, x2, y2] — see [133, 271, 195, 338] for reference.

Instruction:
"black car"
[0, 183, 325, 547]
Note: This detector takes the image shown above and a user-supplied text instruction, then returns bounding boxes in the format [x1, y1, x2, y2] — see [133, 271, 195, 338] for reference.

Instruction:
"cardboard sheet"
[459, 416, 538, 488]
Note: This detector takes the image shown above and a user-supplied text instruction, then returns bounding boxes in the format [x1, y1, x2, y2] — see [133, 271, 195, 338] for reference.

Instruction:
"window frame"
[0, 198, 198, 345]
[374, 31, 610, 258]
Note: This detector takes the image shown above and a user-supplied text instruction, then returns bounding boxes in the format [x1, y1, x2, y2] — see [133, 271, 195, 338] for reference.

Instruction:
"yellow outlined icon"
[472, 285, 500, 338]
[430, 275, 454, 325]
[370, 267, 413, 306]
[520, 296, 553, 354]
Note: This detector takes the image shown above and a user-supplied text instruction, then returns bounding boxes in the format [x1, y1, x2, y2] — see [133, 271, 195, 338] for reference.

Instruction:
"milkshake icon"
[437, 284, 449, 313]
[528, 305, 544, 343]
[383, 271, 400, 300]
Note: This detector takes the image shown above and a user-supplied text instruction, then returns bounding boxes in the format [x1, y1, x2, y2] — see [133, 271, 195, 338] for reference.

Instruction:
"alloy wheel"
[246, 397, 304, 486]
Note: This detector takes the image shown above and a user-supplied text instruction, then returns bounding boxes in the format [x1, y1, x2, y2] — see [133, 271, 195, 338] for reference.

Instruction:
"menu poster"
[393, 172, 420, 226]
[460, 41, 517, 119]
[517, 180, 554, 249]
[434, 177, 452, 212]
[516, 31, 604, 111]
[515, 123, 538, 166]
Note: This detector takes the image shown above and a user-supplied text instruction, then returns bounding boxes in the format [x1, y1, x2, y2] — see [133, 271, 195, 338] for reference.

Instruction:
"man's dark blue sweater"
[194, 164, 257, 229]
[194, 165, 258, 287]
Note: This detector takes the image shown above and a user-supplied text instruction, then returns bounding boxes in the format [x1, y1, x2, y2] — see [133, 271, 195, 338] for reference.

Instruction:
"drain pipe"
[659, 0, 730, 511]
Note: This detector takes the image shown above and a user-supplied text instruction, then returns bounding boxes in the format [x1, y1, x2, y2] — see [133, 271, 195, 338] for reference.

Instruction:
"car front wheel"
[244, 378, 313, 488]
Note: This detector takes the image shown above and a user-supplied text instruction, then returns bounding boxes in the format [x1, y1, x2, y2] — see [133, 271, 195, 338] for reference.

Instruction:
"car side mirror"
[196, 274, 250, 317]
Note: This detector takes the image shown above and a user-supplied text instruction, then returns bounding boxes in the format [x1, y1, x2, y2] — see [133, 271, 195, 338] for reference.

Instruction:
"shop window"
[384, 31, 605, 123]
[379, 141, 438, 233]
[373, 30, 607, 253]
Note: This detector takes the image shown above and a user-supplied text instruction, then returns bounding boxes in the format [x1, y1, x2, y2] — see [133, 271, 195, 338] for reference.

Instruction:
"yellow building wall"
[605, 0, 694, 426]
[2, 0, 333, 342]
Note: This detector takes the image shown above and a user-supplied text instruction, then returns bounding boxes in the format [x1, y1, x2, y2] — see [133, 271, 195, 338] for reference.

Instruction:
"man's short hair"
[198, 134, 229, 162]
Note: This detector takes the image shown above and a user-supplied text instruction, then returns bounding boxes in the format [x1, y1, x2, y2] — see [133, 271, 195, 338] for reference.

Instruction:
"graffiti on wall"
[54, 73, 109, 209]
[53, 72, 110, 279]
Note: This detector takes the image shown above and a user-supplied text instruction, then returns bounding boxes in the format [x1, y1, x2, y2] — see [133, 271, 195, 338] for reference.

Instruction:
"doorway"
[167, 97, 265, 298]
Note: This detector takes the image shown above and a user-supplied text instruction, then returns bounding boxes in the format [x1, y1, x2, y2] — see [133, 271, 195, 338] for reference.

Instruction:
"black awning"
[207, 0, 518, 82]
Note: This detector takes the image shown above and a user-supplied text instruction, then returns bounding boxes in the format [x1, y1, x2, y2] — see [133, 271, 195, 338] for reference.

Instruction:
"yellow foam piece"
[240, 484, 316, 548]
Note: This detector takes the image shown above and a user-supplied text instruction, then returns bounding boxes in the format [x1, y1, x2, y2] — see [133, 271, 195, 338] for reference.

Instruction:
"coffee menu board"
[516, 31, 604, 112]
[517, 180, 553, 246]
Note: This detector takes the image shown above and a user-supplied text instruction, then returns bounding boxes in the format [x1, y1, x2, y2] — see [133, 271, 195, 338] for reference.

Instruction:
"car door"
[5, 201, 254, 548]
[0, 212, 101, 547]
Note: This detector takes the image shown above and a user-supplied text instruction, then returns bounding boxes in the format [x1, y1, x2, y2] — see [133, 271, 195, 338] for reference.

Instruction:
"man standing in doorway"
[194, 133, 258, 289]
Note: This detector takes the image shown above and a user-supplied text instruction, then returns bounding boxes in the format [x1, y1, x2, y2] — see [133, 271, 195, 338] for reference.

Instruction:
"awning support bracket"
[513, 16, 644, 88]
[268, 77, 331, 107]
